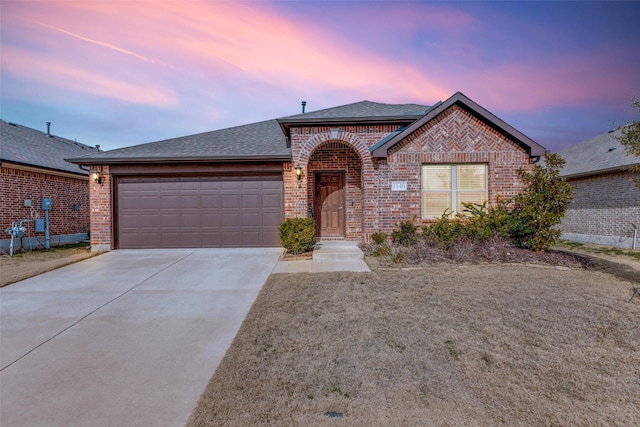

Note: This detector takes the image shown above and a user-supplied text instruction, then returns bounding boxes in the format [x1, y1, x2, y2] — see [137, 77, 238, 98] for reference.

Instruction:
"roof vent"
[608, 147, 616, 152]
[46, 122, 52, 137]
[301, 101, 306, 113]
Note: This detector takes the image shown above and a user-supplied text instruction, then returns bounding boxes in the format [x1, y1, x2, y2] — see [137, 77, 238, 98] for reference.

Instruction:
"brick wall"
[0, 164, 90, 248]
[88, 165, 113, 251]
[286, 105, 534, 242]
[560, 171, 640, 247]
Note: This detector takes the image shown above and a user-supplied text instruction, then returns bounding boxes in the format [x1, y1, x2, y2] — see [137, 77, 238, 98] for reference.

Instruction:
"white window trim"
[422, 164, 488, 219]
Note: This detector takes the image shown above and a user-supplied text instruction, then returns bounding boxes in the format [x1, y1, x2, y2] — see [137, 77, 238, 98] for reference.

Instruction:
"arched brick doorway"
[307, 141, 363, 240]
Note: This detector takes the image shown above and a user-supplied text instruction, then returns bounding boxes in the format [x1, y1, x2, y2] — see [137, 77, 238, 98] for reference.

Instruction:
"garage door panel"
[161, 214, 180, 227]
[262, 194, 281, 208]
[241, 213, 260, 227]
[201, 213, 221, 226]
[201, 196, 220, 208]
[242, 194, 260, 208]
[181, 195, 200, 208]
[117, 175, 283, 248]
[221, 213, 241, 227]
[160, 195, 180, 209]
[221, 194, 240, 208]
[139, 196, 159, 209]
[262, 212, 283, 227]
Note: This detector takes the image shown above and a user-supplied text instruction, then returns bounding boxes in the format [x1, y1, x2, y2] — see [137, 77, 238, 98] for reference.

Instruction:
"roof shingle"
[67, 119, 290, 164]
[558, 126, 639, 178]
[1, 119, 98, 175]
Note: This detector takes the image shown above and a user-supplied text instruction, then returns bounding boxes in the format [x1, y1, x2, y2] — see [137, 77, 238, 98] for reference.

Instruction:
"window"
[422, 164, 487, 219]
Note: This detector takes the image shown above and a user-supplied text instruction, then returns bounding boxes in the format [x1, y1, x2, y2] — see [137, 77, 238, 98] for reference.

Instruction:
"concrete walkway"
[273, 240, 370, 273]
[0, 248, 282, 427]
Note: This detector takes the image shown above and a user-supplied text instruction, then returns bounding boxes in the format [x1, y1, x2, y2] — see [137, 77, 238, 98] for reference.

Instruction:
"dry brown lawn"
[188, 258, 640, 426]
[0, 244, 99, 287]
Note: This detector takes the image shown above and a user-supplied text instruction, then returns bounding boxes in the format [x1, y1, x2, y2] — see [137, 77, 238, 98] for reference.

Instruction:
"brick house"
[0, 119, 99, 252]
[68, 92, 545, 251]
[557, 127, 640, 249]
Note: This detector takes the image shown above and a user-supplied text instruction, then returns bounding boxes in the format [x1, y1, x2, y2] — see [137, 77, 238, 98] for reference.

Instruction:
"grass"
[0, 242, 99, 287]
[557, 240, 640, 260]
[2, 242, 89, 257]
[188, 263, 640, 426]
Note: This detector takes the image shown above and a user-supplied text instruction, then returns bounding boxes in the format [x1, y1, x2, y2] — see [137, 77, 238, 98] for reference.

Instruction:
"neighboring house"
[67, 92, 546, 251]
[0, 120, 99, 252]
[557, 127, 640, 249]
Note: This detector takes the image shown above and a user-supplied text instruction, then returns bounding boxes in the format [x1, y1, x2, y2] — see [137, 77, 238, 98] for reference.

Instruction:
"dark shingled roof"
[277, 100, 429, 137]
[1, 119, 98, 175]
[67, 119, 290, 164]
[280, 100, 430, 120]
[68, 100, 430, 164]
[557, 126, 639, 178]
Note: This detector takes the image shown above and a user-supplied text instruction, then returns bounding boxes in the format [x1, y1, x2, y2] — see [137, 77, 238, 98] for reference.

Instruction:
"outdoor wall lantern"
[91, 166, 102, 185]
[295, 164, 303, 182]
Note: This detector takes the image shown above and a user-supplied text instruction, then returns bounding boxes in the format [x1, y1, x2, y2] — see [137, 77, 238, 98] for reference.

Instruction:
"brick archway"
[306, 140, 363, 240]
[295, 129, 370, 167]
[286, 129, 377, 241]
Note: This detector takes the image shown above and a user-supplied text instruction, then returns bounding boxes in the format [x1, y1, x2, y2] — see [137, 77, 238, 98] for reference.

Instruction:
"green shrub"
[460, 200, 511, 242]
[391, 220, 418, 246]
[372, 246, 392, 257]
[279, 218, 316, 254]
[422, 210, 463, 249]
[371, 231, 387, 245]
[508, 153, 573, 251]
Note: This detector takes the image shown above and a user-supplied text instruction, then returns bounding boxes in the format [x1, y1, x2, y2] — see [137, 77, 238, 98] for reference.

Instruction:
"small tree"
[617, 98, 640, 188]
[508, 153, 573, 251]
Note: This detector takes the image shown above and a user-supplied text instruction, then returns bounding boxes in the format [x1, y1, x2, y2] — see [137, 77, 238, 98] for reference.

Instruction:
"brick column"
[89, 165, 112, 252]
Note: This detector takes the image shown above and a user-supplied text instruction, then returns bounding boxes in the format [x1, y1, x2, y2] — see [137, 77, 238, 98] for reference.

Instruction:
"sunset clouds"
[1, 1, 638, 151]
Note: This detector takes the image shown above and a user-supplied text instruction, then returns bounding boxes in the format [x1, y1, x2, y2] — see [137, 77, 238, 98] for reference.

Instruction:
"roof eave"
[1, 159, 89, 177]
[561, 163, 640, 179]
[66, 154, 292, 165]
[277, 115, 422, 138]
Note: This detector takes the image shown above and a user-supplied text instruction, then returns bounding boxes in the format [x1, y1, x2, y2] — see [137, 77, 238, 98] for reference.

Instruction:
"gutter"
[561, 164, 640, 179]
[66, 154, 292, 165]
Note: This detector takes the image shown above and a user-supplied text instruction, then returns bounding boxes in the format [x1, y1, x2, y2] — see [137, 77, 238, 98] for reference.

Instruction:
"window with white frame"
[422, 164, 487, 219]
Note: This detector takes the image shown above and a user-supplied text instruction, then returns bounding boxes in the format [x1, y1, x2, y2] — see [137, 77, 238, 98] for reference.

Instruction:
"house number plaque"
[391, 181, 407, 191]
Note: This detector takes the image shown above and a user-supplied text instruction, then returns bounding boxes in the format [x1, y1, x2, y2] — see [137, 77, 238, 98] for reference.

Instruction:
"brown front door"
[314, 172, 344, 237]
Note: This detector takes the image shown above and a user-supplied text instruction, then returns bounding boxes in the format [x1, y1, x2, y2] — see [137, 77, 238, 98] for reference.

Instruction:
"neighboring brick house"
[0, 119, 99, 252]
[68, 92, 545, 251]
[557, 127, 640, 249]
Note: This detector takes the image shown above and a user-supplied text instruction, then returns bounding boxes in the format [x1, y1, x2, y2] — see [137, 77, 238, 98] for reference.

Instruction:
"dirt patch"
[188, 259, 639, 426]
[0, 245, 101, 287]
[279, 249, 314, 261]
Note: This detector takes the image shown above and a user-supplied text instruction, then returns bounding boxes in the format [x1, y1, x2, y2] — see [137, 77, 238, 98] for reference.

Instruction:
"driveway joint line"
[0, 251, 195, 372]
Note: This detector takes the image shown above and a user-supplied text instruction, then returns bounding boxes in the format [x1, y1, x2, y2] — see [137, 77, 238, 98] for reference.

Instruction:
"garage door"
[116, 176, 283, 248]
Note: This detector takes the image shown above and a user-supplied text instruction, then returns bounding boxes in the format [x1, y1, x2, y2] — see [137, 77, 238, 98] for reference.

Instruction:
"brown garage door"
[116, 176, 283, 248]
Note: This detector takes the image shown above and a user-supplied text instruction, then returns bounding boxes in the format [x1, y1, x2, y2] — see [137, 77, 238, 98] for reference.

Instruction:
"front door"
[314, 172, 344, 237]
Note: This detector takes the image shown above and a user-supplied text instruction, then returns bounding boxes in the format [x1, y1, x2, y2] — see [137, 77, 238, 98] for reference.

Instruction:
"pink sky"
[1, 1, 639, 152]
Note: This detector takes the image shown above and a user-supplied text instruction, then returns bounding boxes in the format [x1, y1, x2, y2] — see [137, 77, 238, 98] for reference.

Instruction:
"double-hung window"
[422, 164, 487, 219]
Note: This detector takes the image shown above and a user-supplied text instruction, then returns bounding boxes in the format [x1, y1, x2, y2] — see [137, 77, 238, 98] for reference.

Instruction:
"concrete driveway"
[0, 248, 282, 427]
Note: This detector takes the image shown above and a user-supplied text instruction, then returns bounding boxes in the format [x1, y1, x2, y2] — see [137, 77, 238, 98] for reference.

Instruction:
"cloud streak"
[30, 20, 160, 64]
